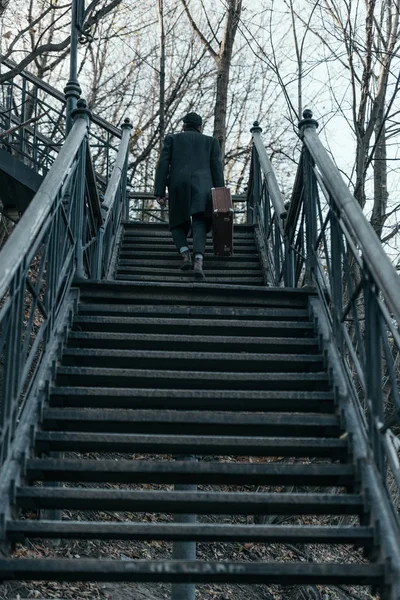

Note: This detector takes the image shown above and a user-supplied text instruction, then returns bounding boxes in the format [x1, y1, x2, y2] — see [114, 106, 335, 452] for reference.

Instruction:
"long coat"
[154, 126, 225, 231]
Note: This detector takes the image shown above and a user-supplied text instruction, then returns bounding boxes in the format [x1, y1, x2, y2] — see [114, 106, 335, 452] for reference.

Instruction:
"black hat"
[183, 112, 202, 128]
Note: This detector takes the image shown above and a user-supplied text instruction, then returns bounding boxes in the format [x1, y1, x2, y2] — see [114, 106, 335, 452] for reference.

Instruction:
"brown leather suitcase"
[211, 187, 233, 256]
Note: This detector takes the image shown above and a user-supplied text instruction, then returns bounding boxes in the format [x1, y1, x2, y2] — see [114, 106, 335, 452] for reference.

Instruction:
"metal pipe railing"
[0, 116, 88, 297]
[102, 119, 132, 219]
[94, 119, 132, 279]
[250, 122, 287, 231]
[0, 55, 122, 140]
[300, 110, 400, 324]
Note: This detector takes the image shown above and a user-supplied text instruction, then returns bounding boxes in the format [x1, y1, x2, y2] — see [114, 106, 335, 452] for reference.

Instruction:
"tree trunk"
[213, 0, 242, 160]
[371, 104, 388, 239]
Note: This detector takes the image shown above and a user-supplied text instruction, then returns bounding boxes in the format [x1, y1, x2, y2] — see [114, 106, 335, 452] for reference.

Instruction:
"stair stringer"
[309, 295, 400, 599]
[0, 288, 79, 554]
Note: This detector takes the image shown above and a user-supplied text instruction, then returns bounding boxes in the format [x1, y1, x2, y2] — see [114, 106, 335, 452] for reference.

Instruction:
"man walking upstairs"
[154, 112, 225, 279]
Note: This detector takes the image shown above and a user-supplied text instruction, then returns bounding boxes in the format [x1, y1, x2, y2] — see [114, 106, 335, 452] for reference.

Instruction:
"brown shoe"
[180, 250, 192, 270]
[193, 256, 205, 279]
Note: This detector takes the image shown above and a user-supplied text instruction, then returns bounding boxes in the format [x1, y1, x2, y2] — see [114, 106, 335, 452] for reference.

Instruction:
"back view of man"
[154, 112, 225, 279]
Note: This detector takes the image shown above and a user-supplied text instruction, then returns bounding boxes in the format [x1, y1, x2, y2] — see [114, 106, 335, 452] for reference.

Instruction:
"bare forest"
[1, 0, 400, 259]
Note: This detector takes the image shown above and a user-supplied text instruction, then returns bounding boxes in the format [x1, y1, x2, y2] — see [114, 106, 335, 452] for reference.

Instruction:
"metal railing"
[95, 118, 132, 279]
[250, 109, 400, 571]
[246, 122, 288, 285]
[0, 97, 133, 469]
[0, 57, 121, 191]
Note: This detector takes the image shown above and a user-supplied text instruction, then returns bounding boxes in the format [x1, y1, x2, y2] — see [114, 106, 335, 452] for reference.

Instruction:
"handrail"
[0, 116, 88, 297]
[250, 122, 287, 229]
[94, 118, 132, 279]
[102, 119, 132, 221]
[0, 56, 122, 140]
[300, 111, 400, 324]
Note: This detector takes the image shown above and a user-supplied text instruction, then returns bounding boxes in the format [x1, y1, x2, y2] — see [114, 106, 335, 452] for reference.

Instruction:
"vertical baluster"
[32, 86, 39, 171]
[364, 270, 385, 475]
[171, 455, 196, 600]
[20, 78, 26, 161]
[331, 202, 344, 351]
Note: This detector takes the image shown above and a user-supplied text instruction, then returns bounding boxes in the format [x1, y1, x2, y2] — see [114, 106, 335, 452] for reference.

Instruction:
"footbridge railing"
[0, 57, 122, 190]
[249, 109, 400, 581]
[0, 99, 131, 471]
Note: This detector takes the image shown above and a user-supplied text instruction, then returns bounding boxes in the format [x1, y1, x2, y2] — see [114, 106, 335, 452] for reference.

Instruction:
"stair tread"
[57, 366, 329, 385]
[115, 275, 264, 284]
[119, 252, 261, 261]
[118, 260, 262, 269]
[7, 520, 372, 543]
[17, 487, 363, 514]
[26, 458, 352, 485]
[67, 331, 319, 350]
[51, 386, 334, 399]
[57, 366, 328, 379]
[41, 409, 339, 436]
[35, 431, 347, 456]
[73, 315, 314, 328]
[42, 409, 339, 426]
[116, 268, 262, 276]
[63, 348, 323, 362]
[0, 558, 383, 583]
[76, 304, 310, 318]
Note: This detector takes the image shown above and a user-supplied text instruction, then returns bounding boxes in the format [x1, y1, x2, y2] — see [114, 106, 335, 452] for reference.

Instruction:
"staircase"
[0, 223, 385, 592]
[1, 59, 400, 595]
[116, 222, 266, 285]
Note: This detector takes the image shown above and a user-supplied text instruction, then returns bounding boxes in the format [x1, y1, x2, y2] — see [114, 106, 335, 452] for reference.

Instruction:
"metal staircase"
[0, 231, 384, 588]
[0, 58, 400, 597]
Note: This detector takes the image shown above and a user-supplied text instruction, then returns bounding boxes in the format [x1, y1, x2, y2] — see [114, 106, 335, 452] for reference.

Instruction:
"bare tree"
[179, 0, 242, 159]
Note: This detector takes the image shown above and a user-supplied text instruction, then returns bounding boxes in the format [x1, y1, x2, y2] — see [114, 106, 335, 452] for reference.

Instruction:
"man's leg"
[192, 213, 207, 279]
[170, 222, 192, 270]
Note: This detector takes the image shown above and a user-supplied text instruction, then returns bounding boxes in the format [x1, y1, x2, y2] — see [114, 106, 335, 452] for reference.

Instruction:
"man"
[154, 112, 225, 279]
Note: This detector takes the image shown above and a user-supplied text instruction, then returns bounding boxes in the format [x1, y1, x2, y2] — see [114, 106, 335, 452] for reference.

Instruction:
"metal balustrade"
[0, 57, 121, 191]
[0, 99, 131, 469]
[250, 109, 400, 585]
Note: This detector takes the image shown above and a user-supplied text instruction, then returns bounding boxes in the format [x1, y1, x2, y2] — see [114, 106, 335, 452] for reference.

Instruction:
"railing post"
[121, 118, 132, 221]
[64, 0, 84, 133]
[171, 455, 196, 600]
[299, 110, 319, 286]
[248, 122, 263, 225]
[71, 99, 91, 280]
[330, 202, 344, 351]
[364, 268, 385, 475]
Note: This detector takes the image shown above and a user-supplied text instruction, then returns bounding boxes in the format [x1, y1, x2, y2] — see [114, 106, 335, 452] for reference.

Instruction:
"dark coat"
[154, 127, 225, 231]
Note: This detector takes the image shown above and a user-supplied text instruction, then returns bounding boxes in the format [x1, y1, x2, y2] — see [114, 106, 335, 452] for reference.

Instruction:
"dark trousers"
[171, 213, 207, 256]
